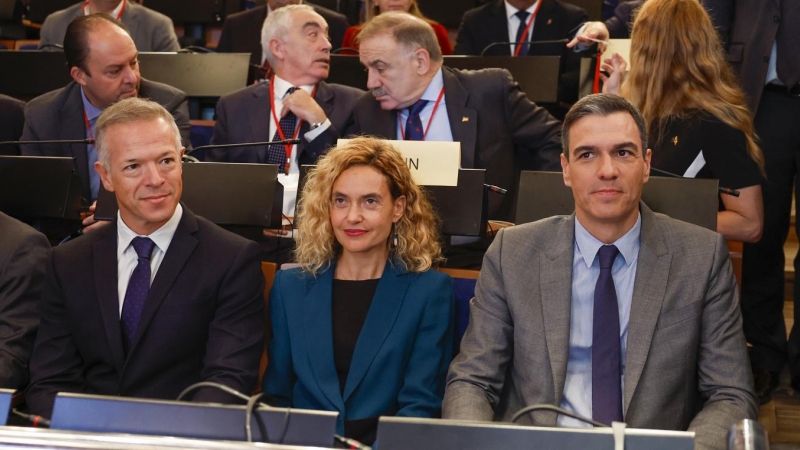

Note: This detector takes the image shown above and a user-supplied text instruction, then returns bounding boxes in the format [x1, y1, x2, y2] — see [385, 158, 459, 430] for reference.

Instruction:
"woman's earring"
[393, 232, 399, 247]
[392, 222, 398, 247]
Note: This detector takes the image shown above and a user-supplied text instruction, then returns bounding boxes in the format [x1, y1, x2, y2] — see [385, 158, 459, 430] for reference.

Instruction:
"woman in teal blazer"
[264, 138, 454, 445]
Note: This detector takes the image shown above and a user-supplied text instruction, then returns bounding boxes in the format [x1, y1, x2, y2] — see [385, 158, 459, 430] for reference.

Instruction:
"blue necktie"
[592, 244, 623, 425]
[266, 87, 300, 169]
[404, 99, 429, 141]
[514, 10, 531, 56]
[120, 237, 156, 354]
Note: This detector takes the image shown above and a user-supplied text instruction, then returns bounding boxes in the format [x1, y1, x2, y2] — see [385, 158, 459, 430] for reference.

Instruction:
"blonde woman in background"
[603, 0, 764, 243]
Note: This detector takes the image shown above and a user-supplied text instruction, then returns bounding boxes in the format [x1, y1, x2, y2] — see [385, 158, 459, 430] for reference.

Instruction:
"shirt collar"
[419, 68, 445, 102]
[574, 212, 642, 269]
[272, 74, 315, 98]
[80, 87, 104, 122]
[505, 0, 539, 20]
[117, 203, 183, 255]
[84, 0, 125, 17]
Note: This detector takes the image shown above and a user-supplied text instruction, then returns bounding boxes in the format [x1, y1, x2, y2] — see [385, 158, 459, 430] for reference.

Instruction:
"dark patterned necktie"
[120, 237, 156, 354]
[266, 86, 300, 168]
[592, 244, 623, 425]
[404, 99, 429, 141]
[514, 10, 531, 56]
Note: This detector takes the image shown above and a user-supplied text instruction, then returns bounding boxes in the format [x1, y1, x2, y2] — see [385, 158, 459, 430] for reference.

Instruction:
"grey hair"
[261, 4, 317, 67]
[561, 93, 648, 157]
[357, 11, 443, 64]
[94, 97, 182, 168]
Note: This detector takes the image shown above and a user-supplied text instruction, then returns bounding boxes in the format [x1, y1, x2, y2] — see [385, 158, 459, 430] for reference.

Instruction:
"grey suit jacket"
[207, 80, 363, 163]
[352, 66, 562, 222]
[38, 1, 179, 52]
[20, 79, 191, 203]
[0, 212, 49, 389]
[443, 203, 757, 450]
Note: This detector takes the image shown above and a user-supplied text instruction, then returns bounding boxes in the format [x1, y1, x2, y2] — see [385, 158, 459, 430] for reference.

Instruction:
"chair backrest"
[256, 262, 278, 392]
[436, 267, 480, 356]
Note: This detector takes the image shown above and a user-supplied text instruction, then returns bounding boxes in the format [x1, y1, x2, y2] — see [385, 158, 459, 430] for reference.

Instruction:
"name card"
[601, 39, 631, 70]
[337, 139, 460, 186]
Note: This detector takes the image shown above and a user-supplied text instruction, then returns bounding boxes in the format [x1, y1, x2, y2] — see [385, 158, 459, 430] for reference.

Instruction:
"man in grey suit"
[0, 212, 49, 389]
[443, 94, 757, 450]
[38, 0, 179, 52]
[22, 14, 190, 220]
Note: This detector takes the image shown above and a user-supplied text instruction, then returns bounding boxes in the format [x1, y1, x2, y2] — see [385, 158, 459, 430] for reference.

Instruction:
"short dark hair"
[64, 14, 131, 74]
[561, 93, 648, 157]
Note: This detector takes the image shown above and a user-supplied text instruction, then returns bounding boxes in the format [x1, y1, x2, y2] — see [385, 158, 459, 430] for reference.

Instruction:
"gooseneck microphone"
[511, 403, 608, 427]
[480, 39, 569, 57]
[188, 138, 302, 155]
[0, 138, 94, 146]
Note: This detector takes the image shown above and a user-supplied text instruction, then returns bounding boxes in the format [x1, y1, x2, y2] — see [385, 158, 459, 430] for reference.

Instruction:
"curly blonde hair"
[623, 0, 763, 172]
[294, 137, 442, 275]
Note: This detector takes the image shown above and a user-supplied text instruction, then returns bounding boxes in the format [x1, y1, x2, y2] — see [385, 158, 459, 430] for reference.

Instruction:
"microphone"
[189, 139, 302, 155]
[484, 183, 508, 194]
[511, 404, 608, 428]
[0, 138, 94, 146]
[649, 167, 740, 197]
[480, 39, 569, 57]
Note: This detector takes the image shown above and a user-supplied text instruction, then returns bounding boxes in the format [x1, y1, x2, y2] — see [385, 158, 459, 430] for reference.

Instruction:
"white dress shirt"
[116, 204, 183, 316]
[84, 0, 124, 16]
[505, 0, 541, 48]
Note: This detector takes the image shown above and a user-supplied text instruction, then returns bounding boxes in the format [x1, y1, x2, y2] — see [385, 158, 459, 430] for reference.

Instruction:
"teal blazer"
[264, 261, 454, 435]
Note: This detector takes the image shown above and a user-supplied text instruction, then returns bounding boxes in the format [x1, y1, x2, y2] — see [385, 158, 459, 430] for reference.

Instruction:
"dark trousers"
[741, 88, 800, 377]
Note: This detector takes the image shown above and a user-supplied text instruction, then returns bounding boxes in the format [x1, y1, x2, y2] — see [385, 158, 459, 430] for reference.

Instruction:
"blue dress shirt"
[557, 214, 641, 427]
[80, 87, 102, 201]
[396, 68, 454, 142]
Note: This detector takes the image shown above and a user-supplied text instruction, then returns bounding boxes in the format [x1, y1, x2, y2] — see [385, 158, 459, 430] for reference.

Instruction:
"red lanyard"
[83, 0, 127, 19]
[398, 87, 446, 141]
[83, 111, 95, 144]
[269, 77, 317, 175]
[513, 1, 543, 57]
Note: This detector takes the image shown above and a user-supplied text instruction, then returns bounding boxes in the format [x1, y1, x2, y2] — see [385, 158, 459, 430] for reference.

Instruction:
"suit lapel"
[124, 207, 199, 361]
[623, 204, 670, 414]
[302, 265, 346, 411]
[530, 0, 557, 44]
[442, 68, 477, 169]
[249, 82, 273, 163]
[343, 263, 408, 402]
[539, 216, 575, 406]
[93, 224, 126, 373]
[63, 84, 91, 202]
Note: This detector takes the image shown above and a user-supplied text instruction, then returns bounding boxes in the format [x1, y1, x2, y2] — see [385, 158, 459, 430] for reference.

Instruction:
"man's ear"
[268, 38, 285, 62]
[95, 161, 114, 193]
[642, 148, 652, 183]
[70, 66, 88, 86]
[560, 153, 572, 187]
[413, 48, 431, 75]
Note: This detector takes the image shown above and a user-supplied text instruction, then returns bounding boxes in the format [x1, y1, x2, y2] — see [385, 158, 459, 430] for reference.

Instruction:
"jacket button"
[764, 55, 770, 63]
[774, 15, 780, 23]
